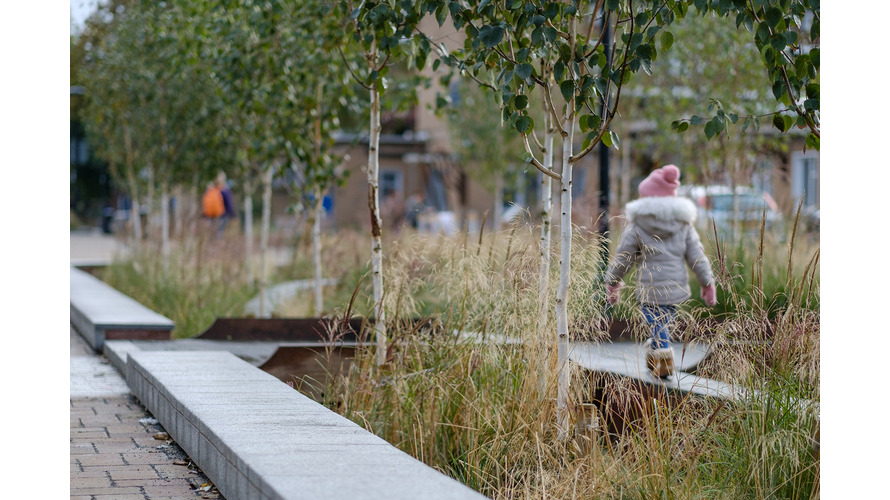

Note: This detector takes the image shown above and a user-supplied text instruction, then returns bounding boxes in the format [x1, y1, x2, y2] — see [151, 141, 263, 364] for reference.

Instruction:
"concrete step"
[126, 350, 488, 500]
[70, 267, 174, 351]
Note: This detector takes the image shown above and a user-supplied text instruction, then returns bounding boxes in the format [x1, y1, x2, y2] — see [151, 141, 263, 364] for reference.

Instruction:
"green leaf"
[704, 121, 717, 139]
[435, 3, 448, 26]
[690, 115, 703, 125]
[559, 80, 575, 101]
[514, 94, 529, 110]
[479, 25, 505, 48]
[543, 2, 560, 19]
[783, 115, 795, 131]
[677, 122, 689, 133]
[543, 27, 558, 43]
[636, 44, 654, 60]
[608, 130, 620, 150]
[773, 114, 787, 132]
[515, 63, 533, 81]
[772, 81, 785, 100]
[515, 48, 530, 62]
[764, 7, 783, 27]
[601, 131, 613, 148]
[805, 133, 820, 151]
[661, 31, 674, 52]
[594, 77, 609, 97]
[554, 61, 565, 82]
[806, 83, 820, 99]
[755, 22, 771, 44]
[515, 115, 533, 133]
[588, 114, 602, 132]
[531, 26, 544, 46]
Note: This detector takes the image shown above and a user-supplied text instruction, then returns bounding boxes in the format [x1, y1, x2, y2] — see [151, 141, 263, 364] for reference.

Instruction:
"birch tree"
[339, 0, 430, 366]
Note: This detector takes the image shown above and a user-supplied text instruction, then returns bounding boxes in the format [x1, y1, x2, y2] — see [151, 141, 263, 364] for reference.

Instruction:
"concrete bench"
[126, 350, 488, 500]
[70, 267, 174, 351]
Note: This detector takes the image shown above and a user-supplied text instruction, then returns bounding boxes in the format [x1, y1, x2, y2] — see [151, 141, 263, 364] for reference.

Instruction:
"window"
[380, 169, 404, 199]
[802, 158, 818, 207]
[791, 150, 819, 209]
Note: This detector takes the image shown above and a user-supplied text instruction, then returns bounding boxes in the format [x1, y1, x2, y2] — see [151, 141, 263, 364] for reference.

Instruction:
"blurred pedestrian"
[603, 165, 718, 378]
[201, 179, 225, 236]
[216, 172, 237, 235]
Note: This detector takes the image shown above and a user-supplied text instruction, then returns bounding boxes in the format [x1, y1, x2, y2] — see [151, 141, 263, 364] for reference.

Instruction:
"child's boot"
[644, 340, 675, 378]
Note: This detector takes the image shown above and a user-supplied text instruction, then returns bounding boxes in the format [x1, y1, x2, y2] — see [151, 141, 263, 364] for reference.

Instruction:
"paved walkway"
[70, 326, 223, 499]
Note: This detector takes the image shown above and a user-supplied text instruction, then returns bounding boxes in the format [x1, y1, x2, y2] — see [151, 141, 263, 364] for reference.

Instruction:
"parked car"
[678, 185, 784, 238]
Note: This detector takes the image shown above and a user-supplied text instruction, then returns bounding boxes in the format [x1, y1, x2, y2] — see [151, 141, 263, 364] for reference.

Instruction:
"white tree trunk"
[555, 101, 575, 438]
[244, 190, 255, 286]
[368, 83, 387, 366]
[171, 185, 180, 240]
[312, 190, 324, 315]
[130, 197, 143, 244]
[493, 173, 504, 232]
[160, 182, 170, 269]
[122, 124, 141, 247]
[732, 157, 741, 242]
[538, 101, 554, 332]
[536, 105, 555, 400]
[259, 167, 273, 318]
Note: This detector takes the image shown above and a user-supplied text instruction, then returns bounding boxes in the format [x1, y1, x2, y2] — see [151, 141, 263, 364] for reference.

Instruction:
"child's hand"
[606, 283, 623, 305]
[701, 283, 717, 306]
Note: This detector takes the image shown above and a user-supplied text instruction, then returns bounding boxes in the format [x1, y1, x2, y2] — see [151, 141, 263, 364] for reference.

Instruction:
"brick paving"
[70, 327, 223, 499]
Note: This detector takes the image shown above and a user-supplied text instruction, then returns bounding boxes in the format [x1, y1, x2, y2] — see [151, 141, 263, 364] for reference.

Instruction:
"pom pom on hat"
[638, 164, 681, 197]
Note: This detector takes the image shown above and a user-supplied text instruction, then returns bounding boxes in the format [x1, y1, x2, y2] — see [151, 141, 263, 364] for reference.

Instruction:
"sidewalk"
[70, 326, 222, 499]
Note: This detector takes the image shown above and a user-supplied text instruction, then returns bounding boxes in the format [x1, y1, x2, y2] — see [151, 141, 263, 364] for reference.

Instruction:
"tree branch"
[522, 133, 562, 182]
[542, 82, 567, 137]
[338, 47, 372, 90]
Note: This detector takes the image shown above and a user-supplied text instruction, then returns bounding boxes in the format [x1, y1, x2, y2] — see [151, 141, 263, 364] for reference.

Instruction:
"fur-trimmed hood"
[607, 195, 714, 305]
[623, 196, 697, 239]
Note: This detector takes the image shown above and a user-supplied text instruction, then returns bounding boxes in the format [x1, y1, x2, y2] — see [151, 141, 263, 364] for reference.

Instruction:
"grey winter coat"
[605, 196, 714, 305]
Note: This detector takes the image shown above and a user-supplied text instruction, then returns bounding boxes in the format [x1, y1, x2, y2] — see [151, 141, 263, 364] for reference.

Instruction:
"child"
[604, 165, 717, 378]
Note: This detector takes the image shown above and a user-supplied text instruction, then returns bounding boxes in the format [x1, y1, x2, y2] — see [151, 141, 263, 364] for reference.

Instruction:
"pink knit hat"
[638, 165, 681, 197]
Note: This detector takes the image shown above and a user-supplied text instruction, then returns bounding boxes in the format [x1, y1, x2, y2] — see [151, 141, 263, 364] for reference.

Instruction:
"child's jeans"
[642, 304, 678, 350]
